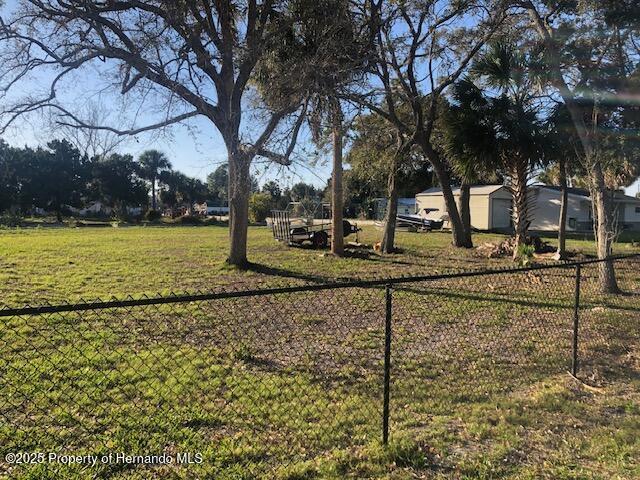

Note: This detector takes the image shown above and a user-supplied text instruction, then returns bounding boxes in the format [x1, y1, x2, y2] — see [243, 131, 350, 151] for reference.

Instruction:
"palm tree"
[160, 170, 207, 215]
[138, 150, 172, 211]
[445, 43, 546, 259]
[255, 0, 371, 256]
[443, 82, 501, 240]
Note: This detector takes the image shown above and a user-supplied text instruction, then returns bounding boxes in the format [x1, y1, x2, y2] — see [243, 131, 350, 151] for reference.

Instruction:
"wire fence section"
[1, 254, 639, 478]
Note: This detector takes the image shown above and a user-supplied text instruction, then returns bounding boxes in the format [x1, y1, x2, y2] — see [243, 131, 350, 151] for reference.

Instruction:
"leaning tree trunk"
[525, 11, 618, 292]
[589, 159, 619, 293]
[381, 159, 398, 254]
[227, 151, 251, 267]
[459, 183, 471, 241]
[555, 157, 568, 260]
[511, 161, 529, 261]
[331, 105, 344, 256]
[427, 150, 473, 248]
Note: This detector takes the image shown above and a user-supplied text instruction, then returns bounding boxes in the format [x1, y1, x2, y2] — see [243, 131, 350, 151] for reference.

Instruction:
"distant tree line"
[0, 140, 234, 221]
[0, 137, 371, 224]
[0, 139, 148, 221]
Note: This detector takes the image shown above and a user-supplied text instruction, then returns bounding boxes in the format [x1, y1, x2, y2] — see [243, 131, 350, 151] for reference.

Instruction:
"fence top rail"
[1, 253, 638, 317]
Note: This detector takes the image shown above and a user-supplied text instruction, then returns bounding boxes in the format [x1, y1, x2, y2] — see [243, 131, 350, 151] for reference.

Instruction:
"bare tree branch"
[52, 106, 200, 136]
[0, 0, 306, 265]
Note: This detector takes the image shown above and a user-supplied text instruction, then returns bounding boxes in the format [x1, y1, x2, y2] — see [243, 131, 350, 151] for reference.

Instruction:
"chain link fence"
[1, 254, 638, 478]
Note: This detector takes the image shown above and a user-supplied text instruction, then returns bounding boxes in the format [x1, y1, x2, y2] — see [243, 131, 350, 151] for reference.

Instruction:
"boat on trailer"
[375, 208, 444, 232]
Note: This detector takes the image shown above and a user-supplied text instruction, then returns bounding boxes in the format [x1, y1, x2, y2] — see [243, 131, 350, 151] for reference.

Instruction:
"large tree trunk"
[554, 157, 568, 260]
[227, 151, 251, 267]
[589, 160, 619, 293]
[331, 105, 344, 256]
[151, 176, 157, 210]
[459, 183, 471, 241]
[525, 8, 617, 291]
[428, 155, 473, 248]
[381, 161, 398, 254]
[511, 162, 529, 261]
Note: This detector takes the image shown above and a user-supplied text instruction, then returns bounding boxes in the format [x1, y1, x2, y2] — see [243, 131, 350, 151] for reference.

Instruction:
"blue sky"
[1, 0, 638, 197]
[3, 109, 332, 189]
[0, 0, 332, 189]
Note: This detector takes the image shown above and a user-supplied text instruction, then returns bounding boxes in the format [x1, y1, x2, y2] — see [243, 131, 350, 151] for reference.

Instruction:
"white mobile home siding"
[621, 202, 640, 230]
[464, 195, 489, 230]
[416, 184, 640, 233]
[528, 188, 591, 232]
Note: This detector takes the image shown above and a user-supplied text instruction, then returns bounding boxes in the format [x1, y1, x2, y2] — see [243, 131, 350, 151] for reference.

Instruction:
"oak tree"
[0, 0, 306, 266]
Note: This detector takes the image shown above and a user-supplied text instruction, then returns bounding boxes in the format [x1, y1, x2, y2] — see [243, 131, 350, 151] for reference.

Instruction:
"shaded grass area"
[0, 227, 639, 478]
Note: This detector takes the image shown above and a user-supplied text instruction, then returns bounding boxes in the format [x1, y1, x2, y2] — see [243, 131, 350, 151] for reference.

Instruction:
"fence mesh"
[579, 257, 640, 384]
[392, 265, 576, 427]
[0, 255, 638, 478]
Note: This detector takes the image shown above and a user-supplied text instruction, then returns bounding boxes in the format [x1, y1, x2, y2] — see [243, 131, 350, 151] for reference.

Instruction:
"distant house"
[528, 185, 640, 232]
[194, 201, 229, 216]
[126, 206, 143, 216]
[415, 184, 640, 232]
[398, 198, 417, 215]
[78, 201, 112, 217]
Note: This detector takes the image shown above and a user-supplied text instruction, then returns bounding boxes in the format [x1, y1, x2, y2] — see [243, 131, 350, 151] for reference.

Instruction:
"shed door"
[492, 198, 511, 229]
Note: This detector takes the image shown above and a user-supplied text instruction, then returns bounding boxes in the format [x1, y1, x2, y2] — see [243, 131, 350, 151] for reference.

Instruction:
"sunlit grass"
[1, 224, 638, 306]
[0, 225, 638, 478]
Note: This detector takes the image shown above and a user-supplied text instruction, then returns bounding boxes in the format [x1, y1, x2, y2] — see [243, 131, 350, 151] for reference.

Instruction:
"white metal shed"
[415, 185, 512, 231]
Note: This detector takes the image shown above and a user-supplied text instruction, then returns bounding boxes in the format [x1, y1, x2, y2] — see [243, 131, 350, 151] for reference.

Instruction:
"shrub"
[516, 244, 535, 267]
[0, 213, 22, 227]
[145, 209, 162, 222]
[177, 215, 202, 225]
[115, 210, 133, 223]
[249, 192, 273, 223]
[201, 216, 224, 226]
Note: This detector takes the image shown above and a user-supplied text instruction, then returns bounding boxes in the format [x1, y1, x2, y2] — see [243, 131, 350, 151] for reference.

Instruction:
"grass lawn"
[0, 225, 639, 479]
[1, 224, 638, 306]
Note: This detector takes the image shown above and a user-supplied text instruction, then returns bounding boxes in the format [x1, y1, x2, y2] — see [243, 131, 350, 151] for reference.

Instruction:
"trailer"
[271, 206, 359, 248]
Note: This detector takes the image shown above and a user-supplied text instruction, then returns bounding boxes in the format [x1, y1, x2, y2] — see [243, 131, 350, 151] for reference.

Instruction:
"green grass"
[0, 225, 639, 478]
[1, 224, 638, 306]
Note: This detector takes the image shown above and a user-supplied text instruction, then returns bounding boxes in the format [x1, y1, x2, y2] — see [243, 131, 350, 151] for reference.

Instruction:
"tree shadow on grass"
[342, 249, 422, 267]
[245, 262, 335, 284]
[246, 251, 421, 283]
[396, 284, 640, 314]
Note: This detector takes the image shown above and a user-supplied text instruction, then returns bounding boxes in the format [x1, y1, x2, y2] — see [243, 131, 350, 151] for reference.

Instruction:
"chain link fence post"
[572, 264, 582, 376]
[382, 284, 392, 446]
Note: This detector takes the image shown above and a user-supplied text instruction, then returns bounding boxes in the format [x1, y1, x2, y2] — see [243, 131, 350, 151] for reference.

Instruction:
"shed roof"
[417, 185, 507, 196]
[417, 184, 640, 203]
[534, 184, 640, 203]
